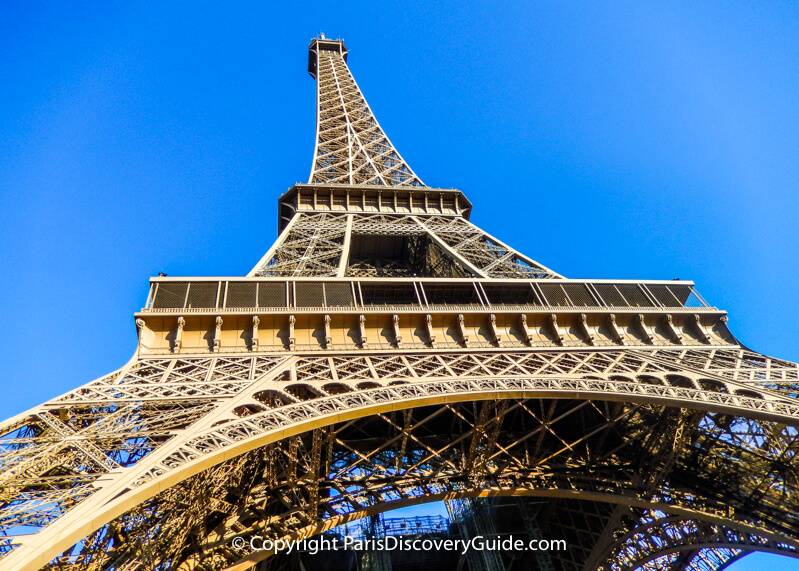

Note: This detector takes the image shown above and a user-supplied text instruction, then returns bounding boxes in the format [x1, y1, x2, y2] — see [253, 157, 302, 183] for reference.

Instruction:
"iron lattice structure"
[1, 36, 799, 571]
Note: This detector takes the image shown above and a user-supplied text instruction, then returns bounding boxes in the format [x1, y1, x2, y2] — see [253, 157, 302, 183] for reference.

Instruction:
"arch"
[232, 403, 266, 417]
[637, 374, 665, 386]
[698, 378, 730, 394]
[604, 513, 798, 570]
[735, 388, 764, 400]
[320, 382, 354, 395]
[356, 381, 381, 390]
[283, 383, 325, 400]
[9, 378, 799, 569]
[227, 496, 799, 571]
[253, 389, 297, 407]
[206, 491, 799, 569]
[666, 374, 696, 389]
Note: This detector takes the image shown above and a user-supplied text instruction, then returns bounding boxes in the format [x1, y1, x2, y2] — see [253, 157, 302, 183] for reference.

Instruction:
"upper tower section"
[307, 36, 426, 188]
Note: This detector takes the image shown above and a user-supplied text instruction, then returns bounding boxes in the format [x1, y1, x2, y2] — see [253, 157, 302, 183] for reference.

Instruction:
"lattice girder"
[3, 34, 799, 571]
[40, 383, 799, 569]
[308, 39, 424, 187]
[3, 346, 799, 568]
[600, 512, 797, 570]
[250, 210, 560, 278]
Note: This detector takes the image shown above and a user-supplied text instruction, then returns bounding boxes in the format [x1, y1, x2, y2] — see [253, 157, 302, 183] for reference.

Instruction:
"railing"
[141, 278, 711, 313]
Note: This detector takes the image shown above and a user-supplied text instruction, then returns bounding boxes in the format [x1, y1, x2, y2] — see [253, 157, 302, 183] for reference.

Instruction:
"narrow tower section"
[250, 39, 559, 279]
[4, 35, 799, 571]
[308, 37, 425, 187]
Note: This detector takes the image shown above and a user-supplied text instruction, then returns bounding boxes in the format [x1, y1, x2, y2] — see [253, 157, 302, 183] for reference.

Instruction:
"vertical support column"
[488, 314, 501, 347]
[336, 214, 354, 277]
[446, 499, 506, 571]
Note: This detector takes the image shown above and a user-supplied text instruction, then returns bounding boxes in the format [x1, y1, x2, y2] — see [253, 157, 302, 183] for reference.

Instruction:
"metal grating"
[561, 284, 596, 307]
[594, 284, 627, 307]
[146, 280, 705, 311]
[258, 283, 287, 308]
[616, 284, 654, 308]
[186, 283, 218, 309]
[225, 282, 258, 308]
[360, 283, 419, 306]
[152, 282, 188, 309]
[423, 284, 480, 305]
[646, 284, 683, 307]
[295, 282, 325, 307]
[681, 288, 706, 308]
[668, 284, 694, 305]
[482, 284, 539, 305]
[324, 283, 354, 307]
[539, 284, 571, 306]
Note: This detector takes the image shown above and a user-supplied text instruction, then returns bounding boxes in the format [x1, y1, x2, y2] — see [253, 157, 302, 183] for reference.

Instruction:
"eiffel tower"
[2, 35, 799, 571]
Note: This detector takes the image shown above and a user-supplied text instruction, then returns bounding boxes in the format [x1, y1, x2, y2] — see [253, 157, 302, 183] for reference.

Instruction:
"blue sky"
[1, 2, 797, 568]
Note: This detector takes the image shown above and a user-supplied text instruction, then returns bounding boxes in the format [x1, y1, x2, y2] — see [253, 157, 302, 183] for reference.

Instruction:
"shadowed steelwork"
[0, 36, 797, 571]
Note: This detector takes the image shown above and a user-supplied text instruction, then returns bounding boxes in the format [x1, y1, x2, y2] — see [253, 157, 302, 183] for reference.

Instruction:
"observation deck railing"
[140, 277, 711, 314]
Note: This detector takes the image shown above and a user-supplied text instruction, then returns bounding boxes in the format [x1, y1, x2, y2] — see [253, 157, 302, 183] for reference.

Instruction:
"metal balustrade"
[144, 278, 710, 312]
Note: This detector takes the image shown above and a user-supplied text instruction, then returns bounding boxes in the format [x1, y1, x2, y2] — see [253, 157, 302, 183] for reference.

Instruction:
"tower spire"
[307, 37, 425, 187]
[2, 36, 798, 571]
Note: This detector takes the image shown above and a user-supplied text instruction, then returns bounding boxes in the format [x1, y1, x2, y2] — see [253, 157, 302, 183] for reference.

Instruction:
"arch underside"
[53, 397, 799, 569]
[2, 347, 799, 569]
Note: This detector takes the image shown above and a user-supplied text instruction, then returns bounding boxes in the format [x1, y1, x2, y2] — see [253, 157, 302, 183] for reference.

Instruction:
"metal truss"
[601, 511, 795, 570]
[632, 548, 743, 571]
[32, 386, 799, 569]
[308, 38, 424, 187]
[252, 212, 559, 278]
[2, 346, 799, 569]
[255, 213, 349, 276]
[2, 35, 798, 571]
[420, 215, 557, 278]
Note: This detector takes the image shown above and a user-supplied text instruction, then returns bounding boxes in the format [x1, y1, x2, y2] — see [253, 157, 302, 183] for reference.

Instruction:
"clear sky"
[1, 2, 798, 569]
